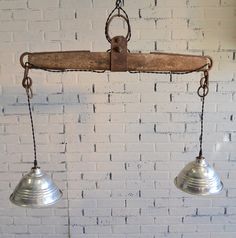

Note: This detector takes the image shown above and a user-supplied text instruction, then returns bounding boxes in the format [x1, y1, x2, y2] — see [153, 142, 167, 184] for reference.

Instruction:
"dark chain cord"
[22, 66, 38, 168]
[116, 0, 124, 8]
[27, 92, 38, 168]
[199, 93, 205, 157]
[197, 70, 209, 158]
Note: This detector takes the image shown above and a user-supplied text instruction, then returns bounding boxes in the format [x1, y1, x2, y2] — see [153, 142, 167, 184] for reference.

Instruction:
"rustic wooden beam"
[22, 50, 211, 73]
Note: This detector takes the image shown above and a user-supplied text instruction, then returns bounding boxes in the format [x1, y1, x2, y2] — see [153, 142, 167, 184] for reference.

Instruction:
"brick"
[0, 32, 12, 41]
[141, 7, 172, 19]
[85, 226, 112, 234]
[61, 0, 92, 8]
[28, 225, 54, 234]
[169, 224, 196, 232]
[221, 0, 236, 6]
[28, 0, 59, 9]
[13, 9, 41, 20]
[1, 225, 28, 233]
[182, 233, 210, 238]
[113, 225, 140, 234]
[0, 10, 12, 20]
[0, 21, 27, 32]
[14, 217, 41, 225]
[13, 31, 44, 42]
[197, 224, 224, 232]
[29, 20, 59, 31]
[173, 8, 204, 18]
[140, 29, 171, 40]
[141, 224, 167, 233]
[0, 0, 27, 9]
[127, 143, 155, 152]
[153, 0, 187, 7]
[98, 217, 125, 226]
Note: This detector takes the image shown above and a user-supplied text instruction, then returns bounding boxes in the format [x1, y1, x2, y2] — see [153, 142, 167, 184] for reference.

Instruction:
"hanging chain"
[197, 70, 209, 158]
[105, 0, 131, 43]
[22, 63, 38, 168]
[116, 0, 124, 8]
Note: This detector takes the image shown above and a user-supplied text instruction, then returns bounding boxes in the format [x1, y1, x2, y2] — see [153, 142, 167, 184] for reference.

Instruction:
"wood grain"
[27, 51, 210, 72]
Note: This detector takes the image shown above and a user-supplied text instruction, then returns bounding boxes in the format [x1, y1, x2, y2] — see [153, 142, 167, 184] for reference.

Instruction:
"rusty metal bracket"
[111, 36, 128, 72]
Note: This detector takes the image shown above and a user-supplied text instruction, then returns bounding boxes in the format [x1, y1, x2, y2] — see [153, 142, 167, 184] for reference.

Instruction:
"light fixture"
[10, 0, 223, 205]
[10, 72, 62, 207]
[174, 71, 223, 195]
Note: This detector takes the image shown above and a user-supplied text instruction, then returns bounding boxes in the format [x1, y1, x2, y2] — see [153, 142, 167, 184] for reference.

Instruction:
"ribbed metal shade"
[10, 167, 62, 208]
[174, 156, 223, 195]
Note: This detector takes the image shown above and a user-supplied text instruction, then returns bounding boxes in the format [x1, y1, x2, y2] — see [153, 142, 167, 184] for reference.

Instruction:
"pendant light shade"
[10, 74, 62, 208]
[174, 156, 223, 195]
[10, 167, 62, 208]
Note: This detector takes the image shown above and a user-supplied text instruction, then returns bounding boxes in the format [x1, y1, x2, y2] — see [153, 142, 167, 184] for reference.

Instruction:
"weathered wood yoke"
[20, 36, 212, 73]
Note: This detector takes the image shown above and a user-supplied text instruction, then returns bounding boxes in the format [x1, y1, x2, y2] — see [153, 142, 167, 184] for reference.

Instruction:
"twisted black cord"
[199, 90, 205, 158]
[26, 92, 38, 168]
[116, 0, 124, 8]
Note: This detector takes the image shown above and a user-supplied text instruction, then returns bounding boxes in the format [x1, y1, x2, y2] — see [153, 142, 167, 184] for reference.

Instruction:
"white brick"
[125, 103, 155, 113]
[140, 29, 171, 40]
[141, 7, 172, 19]
[85, 226, 112, 234]
[113, 225, 140, 234]
[141, 225, 167, 233]
[96, 162, 124, 171]
[0, 0, 27, 9]
[221, 0, 236, 6]
[173, 8, 204, 18]
[97, 217, 125, 226]
[97, 199, 125, 208]
[14, 217, 41, 225]
[29, 20, 59, 31]
[13, 9, 41, 20]
[28, 0, 59, 9]
[182, 233, 210, 238]
[0, 10, 12, 20]
[61, 0, 92, 8]
[189, 0, 219, 6]
[169, 224, 196, 233]
[2, 225, 28, 233]
[96, 143, 125, 152]
[28, 225, 54, 234]
[197, 224, 224, 232]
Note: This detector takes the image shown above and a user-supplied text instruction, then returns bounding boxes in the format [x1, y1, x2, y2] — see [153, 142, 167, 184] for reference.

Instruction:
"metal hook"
[205, 56, 213, 70]
[20, 52, 30, 68]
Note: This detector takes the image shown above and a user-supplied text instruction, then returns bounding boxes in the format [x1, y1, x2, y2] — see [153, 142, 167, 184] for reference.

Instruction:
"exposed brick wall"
[0, 0, 236, 237]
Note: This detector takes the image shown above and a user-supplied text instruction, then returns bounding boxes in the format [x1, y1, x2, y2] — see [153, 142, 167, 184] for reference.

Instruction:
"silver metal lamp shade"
[174, 156, 223, 196]
[10, 167, 62, 208]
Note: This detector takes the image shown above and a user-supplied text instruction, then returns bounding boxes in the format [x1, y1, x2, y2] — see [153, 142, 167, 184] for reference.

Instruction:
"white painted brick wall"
[0, 0, 236, 237]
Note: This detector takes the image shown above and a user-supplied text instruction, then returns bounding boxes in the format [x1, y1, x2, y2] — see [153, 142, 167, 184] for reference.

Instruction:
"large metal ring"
[105, 14, 131, 43]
